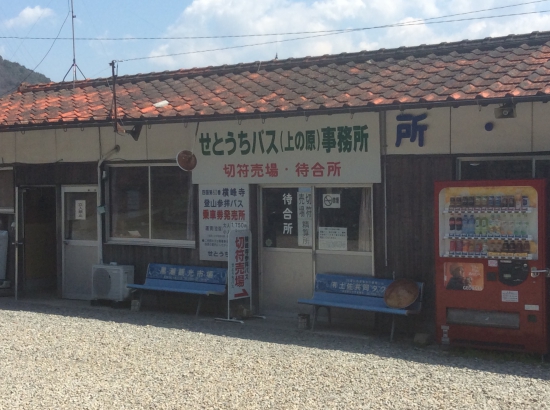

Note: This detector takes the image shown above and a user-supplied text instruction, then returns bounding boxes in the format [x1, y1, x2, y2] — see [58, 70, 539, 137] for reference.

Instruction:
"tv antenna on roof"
[62, 0, 86, 87]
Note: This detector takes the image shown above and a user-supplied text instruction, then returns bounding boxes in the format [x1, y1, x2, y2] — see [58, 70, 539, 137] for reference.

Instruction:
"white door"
[260, 187, 314, 315]
[62, 186, 98, 300]
[260, 185, 374, 315]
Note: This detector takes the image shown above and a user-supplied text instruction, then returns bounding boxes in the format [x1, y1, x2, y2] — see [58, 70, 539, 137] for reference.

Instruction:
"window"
[108, 165, 195, 245]
[262, 186, 372, 252]
[316, 187, 372, 252]
[262, 188, 311, 249]
[0, 169, 14, 212]
[460, 159, 532, 181]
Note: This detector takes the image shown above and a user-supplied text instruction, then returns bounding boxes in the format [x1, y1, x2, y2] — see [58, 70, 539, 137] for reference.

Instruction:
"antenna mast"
[62, 0, 86, 87]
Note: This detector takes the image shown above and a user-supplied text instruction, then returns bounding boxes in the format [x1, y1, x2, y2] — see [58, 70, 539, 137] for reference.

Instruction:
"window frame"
[260, 183, 373, 256]
[105, 163, 196, 248]
[0, 168, 15, 214]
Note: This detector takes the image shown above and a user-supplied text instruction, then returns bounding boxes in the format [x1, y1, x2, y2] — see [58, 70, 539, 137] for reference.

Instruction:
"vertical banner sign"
[199, 184, 250, 261]
[228, 229, 252, 300]
[297, 187, 312, 246]
[75, 200, 86, 220]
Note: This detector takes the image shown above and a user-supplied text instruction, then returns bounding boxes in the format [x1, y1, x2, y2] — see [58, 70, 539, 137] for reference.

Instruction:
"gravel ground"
[0, 298, 547, 409]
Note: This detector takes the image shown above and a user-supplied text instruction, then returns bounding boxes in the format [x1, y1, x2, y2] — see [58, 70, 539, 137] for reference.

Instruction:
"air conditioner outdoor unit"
[92, 264, 134, 302]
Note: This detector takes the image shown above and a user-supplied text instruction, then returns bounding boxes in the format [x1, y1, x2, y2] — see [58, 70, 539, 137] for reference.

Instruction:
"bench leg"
[312, 306, 318, 331]
[311, 306, 331, 331]
[196, 296, 203, 317]
[390, 316, 395, 342]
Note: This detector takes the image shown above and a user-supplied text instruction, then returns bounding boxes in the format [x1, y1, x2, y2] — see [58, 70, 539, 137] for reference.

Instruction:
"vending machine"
[435, 179, 549, 354]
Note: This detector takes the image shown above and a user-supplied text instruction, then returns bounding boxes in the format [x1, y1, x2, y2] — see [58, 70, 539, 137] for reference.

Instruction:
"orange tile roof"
[3, 31, 550, 129]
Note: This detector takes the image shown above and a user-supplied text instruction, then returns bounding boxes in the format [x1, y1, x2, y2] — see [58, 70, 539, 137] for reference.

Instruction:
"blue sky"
[1, 0, 550, 83]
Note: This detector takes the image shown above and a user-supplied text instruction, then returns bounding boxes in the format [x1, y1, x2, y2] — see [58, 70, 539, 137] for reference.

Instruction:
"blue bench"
[127, 263, 227, 317]
[298, 273, 423, 340]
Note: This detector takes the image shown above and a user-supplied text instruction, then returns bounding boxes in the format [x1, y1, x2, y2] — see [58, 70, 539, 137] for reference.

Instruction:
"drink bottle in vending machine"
[435, 179, 550, 354]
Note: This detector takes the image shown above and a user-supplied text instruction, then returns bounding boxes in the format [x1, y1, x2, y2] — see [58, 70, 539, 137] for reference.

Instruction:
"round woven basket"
[384, 278, 419, 309]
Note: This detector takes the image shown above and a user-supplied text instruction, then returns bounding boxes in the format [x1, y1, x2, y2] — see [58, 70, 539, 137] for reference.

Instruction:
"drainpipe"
[97, 144, 120, 264]
[379, 111, 388, 271]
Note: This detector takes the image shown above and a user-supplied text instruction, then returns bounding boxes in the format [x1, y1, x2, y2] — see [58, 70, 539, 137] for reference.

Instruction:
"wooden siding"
[373, 155, 454, 315]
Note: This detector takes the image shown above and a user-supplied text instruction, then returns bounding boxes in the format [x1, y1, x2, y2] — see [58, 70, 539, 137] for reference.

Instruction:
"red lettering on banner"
[311, 162, 324, 177]
[235, 249, 245, 262]
[235, 275, 245, 287]
[251, 164, 264, 177]
[327, 161, 341, 177]
[223, 164, 235, 177]
[296, 163, 309, 177]
[266, 163, 278, 177]
[237, 164, 249, 178]
[235, 236, 245, 248]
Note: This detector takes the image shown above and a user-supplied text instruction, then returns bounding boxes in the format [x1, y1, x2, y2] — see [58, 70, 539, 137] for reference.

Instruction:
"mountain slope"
[0, 56, 50, 96]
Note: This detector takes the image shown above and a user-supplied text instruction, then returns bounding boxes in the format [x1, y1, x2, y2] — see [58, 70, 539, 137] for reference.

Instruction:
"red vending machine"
[435, 179, 549, 354]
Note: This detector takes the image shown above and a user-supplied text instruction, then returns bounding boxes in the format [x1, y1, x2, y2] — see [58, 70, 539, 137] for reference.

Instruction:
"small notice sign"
[318, 227, 347, 250]
[502, 290, 519, 303]
[322, 194, 340, 208]
[75, 200, 86, 220]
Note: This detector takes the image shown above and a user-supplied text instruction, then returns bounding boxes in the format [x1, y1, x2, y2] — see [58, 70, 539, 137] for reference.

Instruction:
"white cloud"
[3, 6, 55, 29]
[141, 0, 550, 72]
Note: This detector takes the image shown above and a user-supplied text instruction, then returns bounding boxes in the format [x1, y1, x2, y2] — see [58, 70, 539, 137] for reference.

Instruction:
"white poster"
[75, 200, 86, 220]
[318, 227, 347, 251]
[199, 184, 249, 261]
[191, 113, 381, 184]
[227, 229, 252, 300]
[297, 188, 313, 247]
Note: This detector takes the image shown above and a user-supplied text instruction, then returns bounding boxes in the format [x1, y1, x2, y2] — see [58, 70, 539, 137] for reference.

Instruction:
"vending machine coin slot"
[498, 260, 529, 286]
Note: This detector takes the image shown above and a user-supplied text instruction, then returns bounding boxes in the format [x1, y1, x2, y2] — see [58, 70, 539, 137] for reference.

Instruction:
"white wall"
[0, 123, 197, 164]
[2, 100, 549, 164]
[388, 102, 548, 155]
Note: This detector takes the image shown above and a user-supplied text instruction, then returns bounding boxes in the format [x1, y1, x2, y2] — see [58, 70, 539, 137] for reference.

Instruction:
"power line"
[14, 11, 71, 92]
[118, 9, 550, 63]
[0, 0, 548, 41]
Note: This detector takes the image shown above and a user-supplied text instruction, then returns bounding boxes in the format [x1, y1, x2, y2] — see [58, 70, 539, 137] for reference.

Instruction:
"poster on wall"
[199, 184, 250, 261]
[297, 188, 313, 247]
[191, 113, 381, 185]
[443, 262, 484, 291]
[227, 229, 252, 300]
[75, 200, 86, 220]
[318, 227, 347, 251]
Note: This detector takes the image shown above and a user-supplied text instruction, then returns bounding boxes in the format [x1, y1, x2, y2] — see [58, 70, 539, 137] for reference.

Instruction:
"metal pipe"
[97, 144, 120, 264]
[379, 111, 388, 269]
